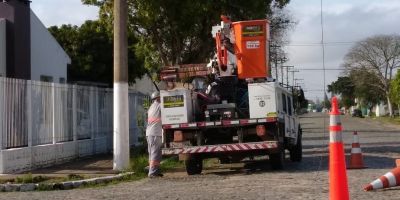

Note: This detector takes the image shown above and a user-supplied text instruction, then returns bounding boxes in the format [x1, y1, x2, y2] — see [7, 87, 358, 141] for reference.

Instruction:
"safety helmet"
[151, 91, 160, 100]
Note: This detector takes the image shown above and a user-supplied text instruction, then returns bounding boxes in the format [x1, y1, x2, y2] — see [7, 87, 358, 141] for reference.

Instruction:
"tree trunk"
[386, 95, 393, 117]
[398, 103, 400, 117]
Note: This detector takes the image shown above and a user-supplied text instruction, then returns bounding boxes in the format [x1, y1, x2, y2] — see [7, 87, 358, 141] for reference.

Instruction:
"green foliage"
[15, 173, 33, 183]
[390, 70, 400, 109]
[293, 88, 308, 112]
[349, 68, 385, 109]
[343, 34, 400, 116]
[66, 174, 85, 181]
[328, 76, 355, 109]
[159, 157, 183, 172]
[48, 20, 146, 86]
[82, 0, 291, 70]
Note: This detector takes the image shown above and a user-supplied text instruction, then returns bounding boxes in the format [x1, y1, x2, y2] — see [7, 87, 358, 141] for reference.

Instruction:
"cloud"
[30, 0, 99, 27]
[284, 0, 400, 100]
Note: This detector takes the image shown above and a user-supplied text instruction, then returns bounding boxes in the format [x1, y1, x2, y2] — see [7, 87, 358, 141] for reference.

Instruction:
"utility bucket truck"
[159, 16, 302, 175]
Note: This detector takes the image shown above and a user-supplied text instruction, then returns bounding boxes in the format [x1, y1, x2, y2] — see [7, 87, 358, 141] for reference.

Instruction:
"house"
[0, 0, 70, 83]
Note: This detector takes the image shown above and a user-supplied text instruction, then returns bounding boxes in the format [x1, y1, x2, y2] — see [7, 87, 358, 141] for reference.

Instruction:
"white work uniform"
[146, 100, 162, 136]
[146, 100, 162, 176]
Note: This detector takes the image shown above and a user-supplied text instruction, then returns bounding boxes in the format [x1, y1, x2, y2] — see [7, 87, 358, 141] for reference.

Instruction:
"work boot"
[148, 173, 163, 178]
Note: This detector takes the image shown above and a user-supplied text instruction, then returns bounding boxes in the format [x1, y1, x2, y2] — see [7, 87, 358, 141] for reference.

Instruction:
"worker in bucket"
[146, 91, 163, 178]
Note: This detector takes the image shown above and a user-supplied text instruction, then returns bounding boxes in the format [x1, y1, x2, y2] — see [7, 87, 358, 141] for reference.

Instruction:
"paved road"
[2, 113, 400, 200]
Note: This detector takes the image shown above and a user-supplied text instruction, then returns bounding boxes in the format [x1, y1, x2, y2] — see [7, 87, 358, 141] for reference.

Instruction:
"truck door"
[281, 93, 291, 138]
[287, 95, 296, 139]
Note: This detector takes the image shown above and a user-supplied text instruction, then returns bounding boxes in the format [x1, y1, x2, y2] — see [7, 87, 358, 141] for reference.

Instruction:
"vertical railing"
[0, 77, 147, 152]
[0, 77, 4, 150]
[0, 78, 28, 148]
[31, 81, 53, 145]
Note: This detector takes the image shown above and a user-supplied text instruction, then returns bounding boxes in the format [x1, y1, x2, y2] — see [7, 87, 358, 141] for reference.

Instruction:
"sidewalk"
[0, 154, 116, 180]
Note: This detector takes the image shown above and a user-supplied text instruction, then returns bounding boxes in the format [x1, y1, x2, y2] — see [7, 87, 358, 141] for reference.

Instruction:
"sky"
[30, 0, 400, 101]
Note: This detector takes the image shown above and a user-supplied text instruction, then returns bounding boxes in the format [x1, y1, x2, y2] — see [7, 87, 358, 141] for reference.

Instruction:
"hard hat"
[151, 91, 160, 100]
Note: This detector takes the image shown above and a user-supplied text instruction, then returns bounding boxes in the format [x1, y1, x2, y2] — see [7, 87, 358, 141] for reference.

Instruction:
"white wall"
[0, 19, 5, 77]
[30, 10, 70, 83]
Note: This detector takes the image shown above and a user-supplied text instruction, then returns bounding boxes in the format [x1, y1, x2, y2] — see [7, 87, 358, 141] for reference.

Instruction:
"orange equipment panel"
[232, 20, 269, 79]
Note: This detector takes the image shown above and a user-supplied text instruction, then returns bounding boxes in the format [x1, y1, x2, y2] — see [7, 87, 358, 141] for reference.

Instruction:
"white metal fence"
[0, 77, 148, 173]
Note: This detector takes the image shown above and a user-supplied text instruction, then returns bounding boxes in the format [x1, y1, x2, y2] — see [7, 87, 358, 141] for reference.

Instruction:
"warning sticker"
[246, 41, 260, 49]
[163, 95, 184, 108]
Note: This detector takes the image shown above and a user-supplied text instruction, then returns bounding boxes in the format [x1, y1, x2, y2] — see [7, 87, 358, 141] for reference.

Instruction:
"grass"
[373, 116, 400, 126]
[127, 146, 184, 179]
[0, 173, 86, 185]
[203, 158, 220, 168]
[0, 146, 185, 190]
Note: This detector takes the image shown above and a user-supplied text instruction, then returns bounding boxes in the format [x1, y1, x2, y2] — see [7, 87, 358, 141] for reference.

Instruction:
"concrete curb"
[0, 172, 135, 192]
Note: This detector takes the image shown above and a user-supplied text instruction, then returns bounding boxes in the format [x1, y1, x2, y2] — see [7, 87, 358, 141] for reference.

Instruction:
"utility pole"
[282, 66, 294, 87]
[294, 78, 304, 87]
[289, 69, 299, 87]
[113, 0, 129, 171]
[270, 44, 280, 82]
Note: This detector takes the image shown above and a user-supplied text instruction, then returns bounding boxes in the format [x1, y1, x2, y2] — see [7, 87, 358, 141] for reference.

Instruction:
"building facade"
[0, 0, 70, 83]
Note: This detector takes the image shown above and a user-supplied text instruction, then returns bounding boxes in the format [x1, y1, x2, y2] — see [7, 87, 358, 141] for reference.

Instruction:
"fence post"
[0, 77, 3, 150]
[52, 82, 56, 144]
[27, 80, 32, 147]
[72, 85, 78, 157]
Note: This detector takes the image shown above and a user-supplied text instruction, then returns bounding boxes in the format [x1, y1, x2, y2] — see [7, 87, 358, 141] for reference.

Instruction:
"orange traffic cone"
[364, 166, 400, 191]
[347, 131, 366, 169]
[329, 96, 350, 200]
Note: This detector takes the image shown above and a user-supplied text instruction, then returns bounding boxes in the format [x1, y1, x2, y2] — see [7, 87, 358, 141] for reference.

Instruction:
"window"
[40, 75, 53, 82]
[287, 96, 292, 116]
[282, 93, 287, 113]
[59, 77, 65, 84]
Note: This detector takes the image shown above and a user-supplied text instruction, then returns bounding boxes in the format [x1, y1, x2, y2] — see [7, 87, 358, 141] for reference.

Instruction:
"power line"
[297, 68, 342, 71]
[285, 42, 354, 47]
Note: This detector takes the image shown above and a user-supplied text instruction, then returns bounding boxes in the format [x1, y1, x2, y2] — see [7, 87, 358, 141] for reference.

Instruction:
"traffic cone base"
[329, 96, 349, 200]
[364, 166, 400, 191]
[347, 132, 366, 169]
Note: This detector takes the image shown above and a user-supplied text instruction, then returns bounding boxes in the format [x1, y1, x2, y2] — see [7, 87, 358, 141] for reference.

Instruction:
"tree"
[328, 76, 355, 109]
[343, 35, 400, 117]
[49, 20, 146, 86]
[350, 68, 385, 113]
[82, 0, 292, 71]
[390, 69, 400, 116]
[322, 92, 331, 109]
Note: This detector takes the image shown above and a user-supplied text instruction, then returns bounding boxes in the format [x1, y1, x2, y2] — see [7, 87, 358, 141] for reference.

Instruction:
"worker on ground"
[146, 91, 163, 178]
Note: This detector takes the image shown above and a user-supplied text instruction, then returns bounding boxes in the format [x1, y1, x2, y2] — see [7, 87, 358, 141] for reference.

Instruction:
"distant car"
[352, 109, 363, 117]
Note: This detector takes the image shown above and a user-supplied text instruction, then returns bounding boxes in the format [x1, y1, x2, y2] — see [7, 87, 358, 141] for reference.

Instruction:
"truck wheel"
[290, 128, 302, 162]
[270, 148, 284, 170]
[185, 155, 203, 175]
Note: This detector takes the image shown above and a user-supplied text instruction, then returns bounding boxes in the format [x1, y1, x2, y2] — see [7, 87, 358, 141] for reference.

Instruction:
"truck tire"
[185, 156, 203, 175]
[290, 128, 302, 162]
[270, 148, 284, 170]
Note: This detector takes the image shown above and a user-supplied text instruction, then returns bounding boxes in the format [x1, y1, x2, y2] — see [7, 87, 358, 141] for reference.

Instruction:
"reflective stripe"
[330, 132, 342, 142]
[170, 124, 179, 128]
[353, 135, 359, 143]
[206, 122, 214, 126]
[330, 115, 341, 125]
[258, 119, 267, 123]
[351, 148, 362, 154]
[148, 117, 161, 123]
[329, 125, 342, 131]
[149, 160, 160, 167]
[231, 120, 239, 125]
[371, 179, 383, 189]
[384, 172, 397, 187]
